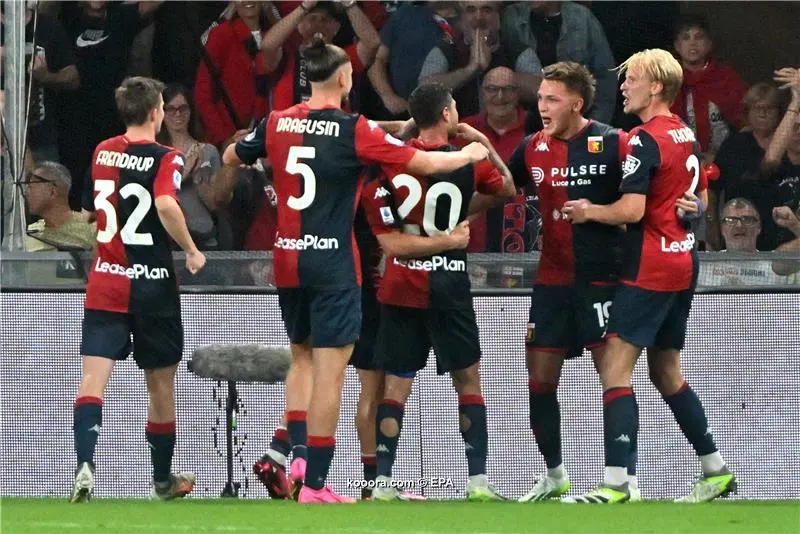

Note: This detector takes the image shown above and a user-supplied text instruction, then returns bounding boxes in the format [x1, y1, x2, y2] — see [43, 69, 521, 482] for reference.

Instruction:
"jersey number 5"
[94, 179, 153, 245]
[391, 174, 463, 235]
[286, 146, 316, 210]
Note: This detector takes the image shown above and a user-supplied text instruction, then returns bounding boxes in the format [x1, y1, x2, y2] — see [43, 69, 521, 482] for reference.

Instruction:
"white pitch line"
[26, 523, 257, 533]
[26, 524, 511, 534]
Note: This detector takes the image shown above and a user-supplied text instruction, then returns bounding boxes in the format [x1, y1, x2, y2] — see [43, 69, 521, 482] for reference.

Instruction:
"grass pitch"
[2, 499, 798, 534]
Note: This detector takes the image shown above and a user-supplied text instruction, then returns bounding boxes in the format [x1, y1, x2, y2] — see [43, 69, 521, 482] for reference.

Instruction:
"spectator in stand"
[23, 162, 95, 252]
[698, 198, 787, 287]
[459, 66, 532, 252]
[671, 14, 747, 164]
[1, 3, 80, 163]
[157, 84, 228, 251]
[501, 1, 616, 124]
[57, 1, 162, 210]
[262, 1, 380, 112]
[763, 69, 800, 240]
[418, 1, 542, 118]
[708, 83, 785, 251]
[764, 67, 800, 277]
[367, 1, 457, 119]
[194, 1, 278, 148]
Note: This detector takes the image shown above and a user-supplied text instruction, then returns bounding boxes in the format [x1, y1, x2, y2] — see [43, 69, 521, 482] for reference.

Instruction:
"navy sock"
[376, 400, 404, 478]
[73, 396, 103, 468]
[286, 411, 307, 461]
[528, 381, 562, 469]
[268, 427, 291, 460]
[663, 382, 718, 456]
[146, 421, 176, 483]
[362, 454, 377, 483]
[603, 388, 636, 471]
[459, 394, 488, 477]
[305, 435, 335, 490]
[628, 397, 639, 476]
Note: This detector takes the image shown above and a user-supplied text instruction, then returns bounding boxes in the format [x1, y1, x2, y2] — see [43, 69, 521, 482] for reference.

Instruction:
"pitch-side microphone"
[188, 344, 292, 383]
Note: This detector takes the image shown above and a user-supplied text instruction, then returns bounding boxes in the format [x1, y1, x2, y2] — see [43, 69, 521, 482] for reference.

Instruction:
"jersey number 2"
[686, 154, 700, 194]
[391, 174, 463, 235]
[94, 179, 153, 245]
[286, 146, 316, 210]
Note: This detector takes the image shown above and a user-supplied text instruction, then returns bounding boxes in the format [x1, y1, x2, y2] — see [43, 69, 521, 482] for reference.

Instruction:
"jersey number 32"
[94, 179, 153, 245]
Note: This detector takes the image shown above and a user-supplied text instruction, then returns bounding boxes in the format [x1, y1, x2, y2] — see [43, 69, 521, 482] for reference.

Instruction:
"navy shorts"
[80, 309, 183, 370]
[278, 287, 361, 348]
[350, 282, 380, 370]
[376, 304, 481, 376]
[527, 283, 617, 356]
[606, 282, 695, 350]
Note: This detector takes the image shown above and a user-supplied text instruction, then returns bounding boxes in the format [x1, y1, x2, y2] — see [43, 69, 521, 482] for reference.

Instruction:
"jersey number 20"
[94, 179, 153, 245]
[392, 174, 463, 236]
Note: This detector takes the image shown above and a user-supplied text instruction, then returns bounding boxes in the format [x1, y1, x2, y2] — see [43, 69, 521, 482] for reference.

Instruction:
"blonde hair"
[616, 49, 684, 106]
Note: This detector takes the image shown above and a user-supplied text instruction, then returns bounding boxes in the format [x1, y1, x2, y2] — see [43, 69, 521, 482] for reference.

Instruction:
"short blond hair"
[616, 49, 683, 106]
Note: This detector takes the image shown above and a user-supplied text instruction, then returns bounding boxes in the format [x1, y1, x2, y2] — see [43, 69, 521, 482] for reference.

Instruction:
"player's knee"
[649, 364, 684, 396]
[451, 364, 481, 395]
[379, 416, 400, 438]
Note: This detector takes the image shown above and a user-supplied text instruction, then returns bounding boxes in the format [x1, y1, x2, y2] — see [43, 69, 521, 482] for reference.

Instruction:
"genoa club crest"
[588, 136, 604, 153]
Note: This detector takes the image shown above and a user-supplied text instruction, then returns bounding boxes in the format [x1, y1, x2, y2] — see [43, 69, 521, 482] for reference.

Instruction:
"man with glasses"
[459, 66, 530, 251]
[22, 162, 95, 252]
[699, 198, 787, 286]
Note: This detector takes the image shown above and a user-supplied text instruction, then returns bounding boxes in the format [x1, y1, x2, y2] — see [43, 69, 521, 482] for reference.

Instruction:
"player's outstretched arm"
[376, 221, 470, 259]
[406, 142, 488, 176]
[155, 196, 206, 275]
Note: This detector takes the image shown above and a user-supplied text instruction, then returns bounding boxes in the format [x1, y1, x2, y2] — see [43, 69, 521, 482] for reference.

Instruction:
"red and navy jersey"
[619, 114, 709, 292]
[355, 168, 384, 293]
[363, 140, 504, 309]
[235, 104, 416, 289]
[84, 136, 184, 316]
[509, 121, 626, 285]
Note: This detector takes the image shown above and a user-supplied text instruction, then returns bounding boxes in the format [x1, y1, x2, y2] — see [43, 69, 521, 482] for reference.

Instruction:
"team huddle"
[69, 39, 736, 505]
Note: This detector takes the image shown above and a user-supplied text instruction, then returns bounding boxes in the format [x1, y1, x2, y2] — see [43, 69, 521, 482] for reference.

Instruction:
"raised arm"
[342, 1, 380, 68]
[261, 1, 316, 73]
[763, 68, 800, 170]
[368, 43, 408, 116]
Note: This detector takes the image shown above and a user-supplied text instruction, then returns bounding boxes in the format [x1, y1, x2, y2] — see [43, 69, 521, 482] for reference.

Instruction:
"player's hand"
[233, 129, 252, 143]
[301, 0, 318, 11]
[186, 250, 206, 275]
[561, 199, 591, 223]
[448, 220, 470, 249]
[462, 141, 489, 163]
[676, 190, 703, 220]
[455, 123, 487, 144]
[773, 206, 800, 235]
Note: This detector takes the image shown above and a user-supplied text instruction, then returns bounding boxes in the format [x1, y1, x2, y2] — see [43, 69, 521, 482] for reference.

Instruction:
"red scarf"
[671, 58, 747, 153]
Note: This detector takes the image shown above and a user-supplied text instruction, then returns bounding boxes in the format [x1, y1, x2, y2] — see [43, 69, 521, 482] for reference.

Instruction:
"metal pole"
[2, 0, 28, 251]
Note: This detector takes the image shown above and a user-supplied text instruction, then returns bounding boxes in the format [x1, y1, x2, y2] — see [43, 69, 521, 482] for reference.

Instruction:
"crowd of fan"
[7, 1, 800, 281]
